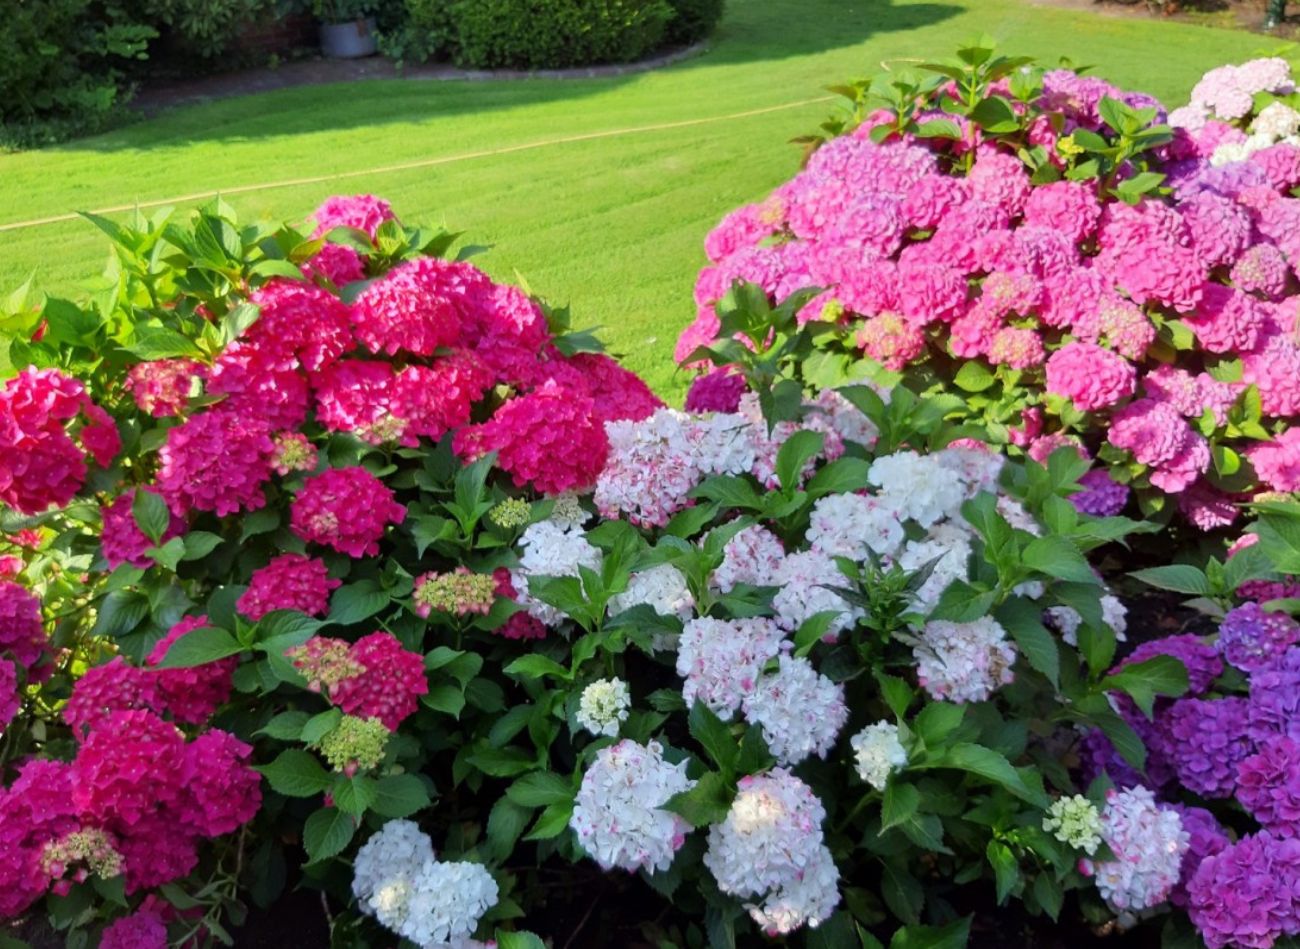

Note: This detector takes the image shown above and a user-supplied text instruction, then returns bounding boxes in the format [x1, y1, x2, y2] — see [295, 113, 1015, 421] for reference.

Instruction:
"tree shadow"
[51, 0, 962, 152]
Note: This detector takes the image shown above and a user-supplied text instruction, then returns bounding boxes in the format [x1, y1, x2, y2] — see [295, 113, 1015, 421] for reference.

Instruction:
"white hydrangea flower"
[995, 496, 1042, 535]
[773, 550, 864, 640]
[685, 412, 759, 476]
[1210, 141, 1251, 167]
[1253, 101, 1300, 139]
[1083, 787, 1188, 913]
[737, 394, 844, 489]
[513, 520, 602, 626]
[806, 492, 904, 560]
[576, 678, 631, 737]
[403, 859, 499, 948]
[570, 739, 694, 873]
[1167, 104, 1208, 131]
[810, 387, 882, 449]
[352, 820, 498, 949]
[1101, 594, 1128, 641]
[608, 563, 695, 621]
[596, 409, 701, 527]
[711, 524, 785, 593]
[868, 451, 967, 527]
[850, 721, 908, 790]
[914, 617, 1017, 703]
[704, 768, 841, 936]
[742, 655, 847, 766]
[936, 445, 1005, 498]
[677, 616, 787, 717]
[1048, 591, 1127, 648]
[898, 522, 974, 616]
[1044, 794, 1103, 856]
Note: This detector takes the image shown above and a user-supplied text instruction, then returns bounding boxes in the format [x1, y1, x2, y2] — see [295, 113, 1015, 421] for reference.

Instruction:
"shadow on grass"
[53, 0, 962, 152]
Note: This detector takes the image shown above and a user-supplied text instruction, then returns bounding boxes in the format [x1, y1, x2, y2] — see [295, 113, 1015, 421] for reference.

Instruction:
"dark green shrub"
[448, 0, 673, 69]
[375, 0, 456, 65]
[132, 0, 275, 58]
[663, 0, 723, 45]
[0, 0, 154, 147]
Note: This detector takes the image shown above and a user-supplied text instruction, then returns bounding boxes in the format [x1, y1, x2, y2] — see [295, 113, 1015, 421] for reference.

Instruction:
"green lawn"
[0, 0, 1293, 397]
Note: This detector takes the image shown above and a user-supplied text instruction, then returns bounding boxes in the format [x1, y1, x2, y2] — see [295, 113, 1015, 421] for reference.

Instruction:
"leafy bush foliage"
[679, 43, 1300, 534]
[663, 0, 724, 45]
[129, 0, 275, 58]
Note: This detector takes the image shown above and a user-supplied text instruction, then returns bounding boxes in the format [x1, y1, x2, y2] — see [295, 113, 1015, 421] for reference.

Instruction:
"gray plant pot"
[320, 18, 377, 59]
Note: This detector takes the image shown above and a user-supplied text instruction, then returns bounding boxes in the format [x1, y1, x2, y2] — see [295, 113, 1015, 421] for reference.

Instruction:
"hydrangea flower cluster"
[351, 818, 499, 948]
[576, 678, 631, 737]
[681, 57, 1300, 527]
[914, 617, 1017, 704]
[289, 631, 428, 731]
[850, 721, 908, 790]
[1043, 795, 1103, 856]
[1082, 787, 1188, 914]
[570, 739, 695, 873]
[237, 553, 340, 621]
[703, 769, 840, 936]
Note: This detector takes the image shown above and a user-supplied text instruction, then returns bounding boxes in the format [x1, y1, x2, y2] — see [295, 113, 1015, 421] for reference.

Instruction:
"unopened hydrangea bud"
[1057, 134, 1084, 158]
[41, 828, 124, 882]
[549, 494, 589, 530]
[489, 497, 530, 529]
[413, 569, 496, 618]
[577, 678, 631, 737]
[318, 715, 390, 775]
[359, 416, 408, 445]
[1043, 794, 1103, 855]
[270, 432, 318, 475]
[850, 721, 908, 790]
[287, 636, 362, 692]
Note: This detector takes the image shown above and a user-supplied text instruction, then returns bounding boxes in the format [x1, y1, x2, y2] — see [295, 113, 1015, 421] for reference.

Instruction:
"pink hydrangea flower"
[100, 909, 168, 949]
[100, 488, 186, 570]
[453, 380, 608, 495]
[685, 368, 747, 413]
[302, 243, 366, 286]
[0, 759, 80, 916]
[987, 326, 1045, 368]
[72, 708, 187, 826]
[310, 194, 396, 239]
[1045, 342, 1136, 411]
[157, 410, 275, 517]
[857, 313, 926, 369]
[176, 729, 261, 838]
[0, 580, 51, 677]
[290, 467, 406, 558]
[312, 359, 401, 444]
[329, 632, 428, 730]
[1251, 430, 1300, 493]
[63, 657, 161, 739]
[1184, 284, 1268, 354]
[146, 616, 236, 725]
[238, 554, 340, 621]
[125, 359, 203, 417]
[1022, 180, 1102, 243]
[390, 350, 494, 444]
[245, 279, 355, 374]
[0, 658, 19, 732]
[206, 343, 310, 432]
[351, 256, 462, 357]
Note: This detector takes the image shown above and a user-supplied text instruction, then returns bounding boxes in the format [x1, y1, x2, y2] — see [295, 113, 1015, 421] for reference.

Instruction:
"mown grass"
[0, 0, 1293, 395]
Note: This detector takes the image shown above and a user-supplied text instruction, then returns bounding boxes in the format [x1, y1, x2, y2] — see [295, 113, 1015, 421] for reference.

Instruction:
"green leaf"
[987, 841, 1020, 904]
[953, 361, 997, 393]
[504, 655, 570, 681]
[506, 772, 574, 808]
[371, 774, 433, 819]
[423, 684, 466, 718]
[495, 932, 547, 949]
[1104, 655, 1189, 719]
[92, 590, 150, 639]
[889, 916, 972, 949]
[524, 800, 574, 841]
[664, 771, 733, 827]
[881, 782, 920, 831]
[914, 703, 965, 747]
[1130, 564, 1212, 596]
[127, 326, 202, 359]
[931, 743, 1048, 807]
[257, 711, 310, 741]
[333, 775, 377, 815]
[995, 597, 1060, 689]
[775, 429, 825, 493]
[181, 531, 223, 561]
[806, 457, 871, 499]
[155, 625, 242, 668]
[328, 581, 390, 625]
[877, 673, 914, 719]
[689, 701, 739, 773]
[132, 489, 171, 545]
[148, 536, 187, 572]
[302, 807, 355, 863]
[256, 749, 331, 797]
[486, 796, 533, 859]
[1023, 535, 1094, 583]
[300, 707, 343, 745]
[969, 95, 1020, 133]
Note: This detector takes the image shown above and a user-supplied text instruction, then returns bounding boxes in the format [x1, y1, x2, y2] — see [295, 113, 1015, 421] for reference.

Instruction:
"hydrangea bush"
[677, 41, 1300, 533]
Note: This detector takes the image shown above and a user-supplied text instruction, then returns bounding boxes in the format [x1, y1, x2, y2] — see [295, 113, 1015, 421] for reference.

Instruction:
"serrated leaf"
[371, 774, 433, 819]
[256, 749, 331, 797]
[303, 807, 355, 863]
[155, 625, 242, 668]
[506, 772, 574, 808]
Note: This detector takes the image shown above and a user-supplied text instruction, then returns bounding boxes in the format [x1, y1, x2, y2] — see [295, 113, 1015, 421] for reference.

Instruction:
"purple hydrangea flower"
[1188, 832, 1300, 949]
[1122, 634, 1224, 696]
[1220, 603, 1300, 673]
[1249, 652, 1300, 745]
[1071, 469, 1130, 517]
[1237, 737, 1300, 838]
[1168, 803, 1231, 909]
[1161, 697, 1255, 798]
[684, 368, 747, 414]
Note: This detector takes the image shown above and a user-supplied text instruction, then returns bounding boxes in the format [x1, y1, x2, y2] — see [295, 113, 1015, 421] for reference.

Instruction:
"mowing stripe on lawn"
[0, 95, 834, 234]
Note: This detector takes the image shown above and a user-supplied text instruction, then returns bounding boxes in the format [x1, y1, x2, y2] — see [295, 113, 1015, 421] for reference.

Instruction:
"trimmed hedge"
[449, 0, 674, 69]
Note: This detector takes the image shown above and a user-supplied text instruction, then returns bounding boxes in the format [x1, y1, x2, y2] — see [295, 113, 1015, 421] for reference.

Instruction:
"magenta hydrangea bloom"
[565, 353, 666, 427]
[176, 729, 261, 838]
[290, 467, 406, 558]
[1168, 804, 1231, 909]
[0, 580, 51, 677]
[685, 368, 748, 414]
[1232, 243, 1291, 299]
[1220, 603, 1300, 673]
[238, 554, 340, 621]
[0, 658, 18, 732]
[63, 657, 161, 739]
[1161, 696, 1255, 798]
[1237, 737, 1300, 838]
[0, 759, 80, 916]
[312, 359, 400, 443]
[1188, 832, 1300, 949]
[245, 279, 355, 374]
[100, 908, 168, 949]
[1184, 284, 1268, 355]
[302, 242, 366, 286]
[1251, 430, 1300, 494]
[146, 615, 236, 725]
[329, 631, 428, 730]
[453, 380, 608, 495]
[390, 350, 494, 444]
[310, 193, 396, 239]
[1071, 468, 1129, 517]
[99, 488, 186, 570]
[72, 708, 187, 826]
[1044, 342, 1136, 411]
[351, 256, 462, 357]
[857, 313, 926, 369]
[157, 410, 275, 517]
[206, 343, 310, 432]
[125, 359, 203, 417]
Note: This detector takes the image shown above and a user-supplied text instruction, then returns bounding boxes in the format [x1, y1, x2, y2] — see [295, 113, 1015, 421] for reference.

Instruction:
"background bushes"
[663, 0, 724, 45]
